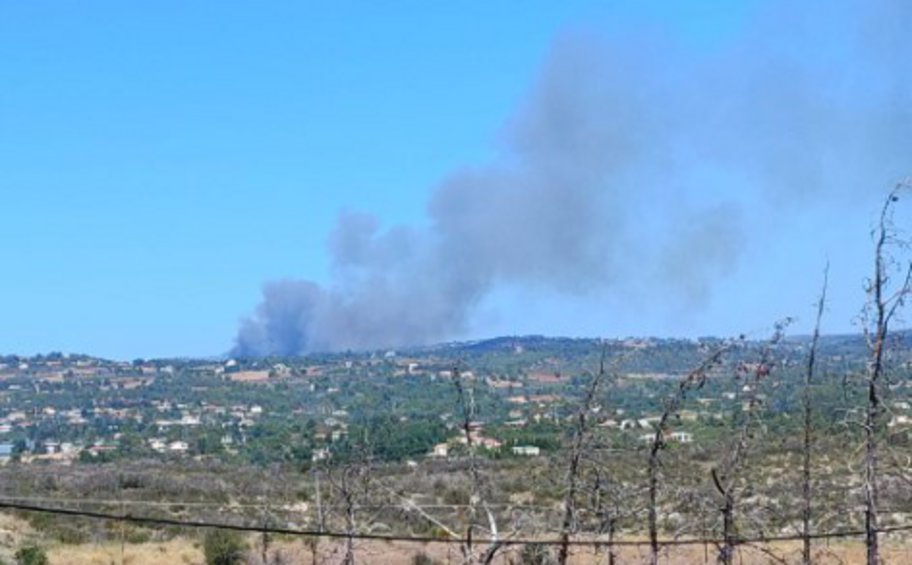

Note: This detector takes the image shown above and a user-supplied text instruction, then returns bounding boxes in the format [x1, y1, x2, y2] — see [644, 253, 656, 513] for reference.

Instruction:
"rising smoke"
[235, 2, 911, 356]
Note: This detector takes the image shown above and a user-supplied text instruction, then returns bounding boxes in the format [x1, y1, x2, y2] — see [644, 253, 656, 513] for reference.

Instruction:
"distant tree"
[11, 439, 27, 455]
[116, 431, 145, 457]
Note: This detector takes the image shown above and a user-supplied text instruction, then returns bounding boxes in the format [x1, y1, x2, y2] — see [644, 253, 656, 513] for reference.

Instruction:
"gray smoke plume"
[235, 2, 911, 356]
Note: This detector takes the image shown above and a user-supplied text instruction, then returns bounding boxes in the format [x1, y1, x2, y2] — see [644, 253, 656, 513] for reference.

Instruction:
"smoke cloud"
[235, 2, 911, 356]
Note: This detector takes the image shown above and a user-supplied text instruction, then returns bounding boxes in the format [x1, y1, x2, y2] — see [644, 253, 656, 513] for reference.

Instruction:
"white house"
[180, 414, 201, 426]
[168, 441, 189, 453]
[669, 431, 694, 444]
[620, 419, 638, 430]
[889, 415, 911, 428]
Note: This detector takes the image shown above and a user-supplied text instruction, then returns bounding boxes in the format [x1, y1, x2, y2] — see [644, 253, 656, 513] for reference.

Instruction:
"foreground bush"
[14, 545, 48, 565]
[203, 529, 246, 565]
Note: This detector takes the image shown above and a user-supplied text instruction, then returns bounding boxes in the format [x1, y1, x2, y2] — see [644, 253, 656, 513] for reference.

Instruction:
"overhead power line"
[0, 495, 552, 511]
[2, 499, 912, 548]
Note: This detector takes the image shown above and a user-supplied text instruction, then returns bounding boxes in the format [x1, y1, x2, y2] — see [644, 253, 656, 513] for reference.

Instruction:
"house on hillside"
[669, 431, 693, 444]
[640, 431, 694, 445]
[478, 437, 502, 450]
[679, 410, 699, 422]
[168, 441, 189, 453]
[889, 415, 911, 428]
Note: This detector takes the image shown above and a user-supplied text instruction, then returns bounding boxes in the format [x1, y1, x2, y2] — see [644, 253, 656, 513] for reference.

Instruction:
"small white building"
[511, 445, 540, 457]
[168, 441, 189, 453]
[620, 419, 638, 430]
[889, 415, 911, 428]
[180, 414, 201, 426]
[669, 431, 694, 444]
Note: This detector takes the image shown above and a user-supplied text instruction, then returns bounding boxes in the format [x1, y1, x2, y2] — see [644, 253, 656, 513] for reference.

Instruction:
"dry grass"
[1, 511, 911, 565]
[228, 371, 271, 383]
[0, 513, 34, 562]
[46, 538, 202, 565]
[0, 531, 907, 563]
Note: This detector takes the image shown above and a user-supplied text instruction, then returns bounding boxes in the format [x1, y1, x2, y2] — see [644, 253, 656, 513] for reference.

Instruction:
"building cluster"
[3, 336, 907, 468]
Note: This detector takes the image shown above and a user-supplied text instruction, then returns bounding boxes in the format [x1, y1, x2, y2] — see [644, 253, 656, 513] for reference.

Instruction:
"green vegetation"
[202, 529, 246, 565]
[14, 546, 47, 565]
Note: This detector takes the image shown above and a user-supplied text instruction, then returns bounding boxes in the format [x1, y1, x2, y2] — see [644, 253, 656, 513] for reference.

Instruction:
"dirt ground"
[34, 537, 912, 564]
[0, 510, 906, 565]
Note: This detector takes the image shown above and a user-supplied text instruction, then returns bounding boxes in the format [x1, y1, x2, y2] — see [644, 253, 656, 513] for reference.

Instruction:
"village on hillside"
[1, 334, 909, 468]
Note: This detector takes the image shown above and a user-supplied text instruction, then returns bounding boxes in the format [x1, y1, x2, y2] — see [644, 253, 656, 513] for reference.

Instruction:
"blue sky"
[1, 2, 908, 359]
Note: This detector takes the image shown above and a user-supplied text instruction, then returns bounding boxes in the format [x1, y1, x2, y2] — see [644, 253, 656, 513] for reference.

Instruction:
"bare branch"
[802, 263, 828, 565]
[647, 341, 734, 565]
